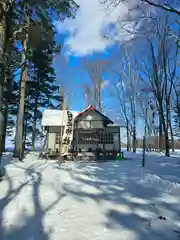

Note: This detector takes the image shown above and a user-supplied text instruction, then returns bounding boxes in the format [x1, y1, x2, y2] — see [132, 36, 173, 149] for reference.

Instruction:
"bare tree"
[109, 74, 132, 151]
[82, 59, 108, 112]
[101, 0, 180, 15]
[107, 49, 140, 152]
[144, 0, 180, 16]
[139, 15, 179, 156]
[125, 53, 139, 153]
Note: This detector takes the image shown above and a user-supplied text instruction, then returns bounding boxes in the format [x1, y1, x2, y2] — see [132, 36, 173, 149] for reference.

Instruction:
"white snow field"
[1, 152, 180, 240]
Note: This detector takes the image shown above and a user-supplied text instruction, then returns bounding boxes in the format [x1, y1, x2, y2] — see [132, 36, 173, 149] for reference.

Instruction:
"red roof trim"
[75, 105, 95, 118]
[88, 106, 96, 110]
[74, 105, 113, 124]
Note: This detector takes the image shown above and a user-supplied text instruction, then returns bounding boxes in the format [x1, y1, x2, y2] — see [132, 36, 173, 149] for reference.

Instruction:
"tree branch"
[144, 0, 180, 16]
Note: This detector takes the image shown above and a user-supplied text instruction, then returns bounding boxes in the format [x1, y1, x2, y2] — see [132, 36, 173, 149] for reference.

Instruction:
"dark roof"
[74, 105, 113, 125]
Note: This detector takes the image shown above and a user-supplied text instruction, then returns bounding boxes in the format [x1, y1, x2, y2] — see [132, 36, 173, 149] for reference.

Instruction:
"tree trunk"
[95, 83, 102, 112]
[97, 89, 102, 112]
[0, 12, 7, 163]
[32, 70, 39, 151]
[159, 107, 170, 156]
[97, 80, 102, 112]
[2, 69, 13, 153]
[132, 111, 136, 153]
[1, 4, 14, 154]
[159, 115, 163, 151]
[166, 105, 174, 152]
[1, 106, 8, 152]
[14, 26, 29, 160]
[169, 119, 174, 152]
[132, 127, 136, 152]
[32, 107, 38, 151]
[32, 120, 36, 151]
[178, 107, 180, 139]
[23, 114, 28, 152]
[126, 122, 130, 151]
[14, 69, 27, 159]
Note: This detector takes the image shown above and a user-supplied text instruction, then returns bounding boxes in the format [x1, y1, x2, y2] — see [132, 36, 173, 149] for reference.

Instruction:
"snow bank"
[140, 174, 180, 194]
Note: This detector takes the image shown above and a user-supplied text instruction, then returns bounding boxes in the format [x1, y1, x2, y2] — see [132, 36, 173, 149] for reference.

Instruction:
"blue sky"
[6, 0, 180, 148]
[53, 33, 120, 111]
[51, 0, 161, 138]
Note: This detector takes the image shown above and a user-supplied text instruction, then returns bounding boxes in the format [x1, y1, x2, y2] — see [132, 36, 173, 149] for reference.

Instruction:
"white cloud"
[56, 0, 154, 56]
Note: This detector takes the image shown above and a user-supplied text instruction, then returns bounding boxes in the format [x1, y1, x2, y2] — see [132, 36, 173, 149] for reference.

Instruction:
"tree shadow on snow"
[57, 160, 180, 240]
[0, 170, 29, 240]
[144, 155, 180, 184]
[1, 153, 14, 168]
[1, 163, 65, 240]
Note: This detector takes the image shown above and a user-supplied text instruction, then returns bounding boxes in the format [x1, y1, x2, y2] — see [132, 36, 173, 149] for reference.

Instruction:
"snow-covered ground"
[1, 152, 180, 240]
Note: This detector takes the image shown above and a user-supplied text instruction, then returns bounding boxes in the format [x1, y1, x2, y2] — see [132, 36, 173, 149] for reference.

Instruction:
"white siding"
[47, 126, 64, 151]
[48, 132, 56, 150]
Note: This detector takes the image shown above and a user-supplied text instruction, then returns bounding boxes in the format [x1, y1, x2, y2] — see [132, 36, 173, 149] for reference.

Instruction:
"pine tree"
[13, 0, 78, 159]
[25, 36, 60, 150]
[0, 1, 16, 162]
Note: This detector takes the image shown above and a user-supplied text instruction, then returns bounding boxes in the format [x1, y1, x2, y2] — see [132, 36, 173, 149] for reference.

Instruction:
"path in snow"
[1, 152, 180, 240]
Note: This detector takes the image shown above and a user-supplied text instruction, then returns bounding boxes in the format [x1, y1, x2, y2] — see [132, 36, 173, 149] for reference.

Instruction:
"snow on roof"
[75, 105, 113, 124]
[41, 109, 79, 126]
[107, 122, 126, 127]
[107, 124, 122, 127]
[41, 105, 114, 127]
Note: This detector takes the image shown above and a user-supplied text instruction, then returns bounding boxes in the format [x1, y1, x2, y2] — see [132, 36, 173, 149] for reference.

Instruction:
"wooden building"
[41, 105, 124, 159]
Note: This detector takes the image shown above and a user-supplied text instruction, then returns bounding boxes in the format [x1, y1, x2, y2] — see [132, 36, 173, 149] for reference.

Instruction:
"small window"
[78, 132, 113, 144]
[90, 121, 103, 128]
[78, 121, 90, 128]
[79, 132, 98, 144]
[104, 133, 113, 144]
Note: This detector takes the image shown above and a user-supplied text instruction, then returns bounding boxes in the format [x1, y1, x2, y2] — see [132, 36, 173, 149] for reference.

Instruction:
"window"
[90, 121, 103, 128]
[78, 132, 114, 144]
[78, 121, 90, 128]
[107, 133, 114, 144]
[56, 133, 61, 144]
[79, 132, 98, 144]
[99, 133, 113, 144]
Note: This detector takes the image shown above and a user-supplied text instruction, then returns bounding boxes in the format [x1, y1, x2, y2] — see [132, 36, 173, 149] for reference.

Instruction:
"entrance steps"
[77, 152, 96, 161]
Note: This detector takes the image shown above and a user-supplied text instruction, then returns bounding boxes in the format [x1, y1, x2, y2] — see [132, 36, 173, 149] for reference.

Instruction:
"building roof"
[74, 105, 113, 125]
[41, 109, 79, 126]
[41, 105, 113, 127]
[107, 123, 126, 127]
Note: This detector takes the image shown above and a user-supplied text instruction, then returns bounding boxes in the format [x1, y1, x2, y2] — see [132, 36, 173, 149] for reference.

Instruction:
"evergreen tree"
[25, 35, 60, 150]
[13, 0, 78, 159]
